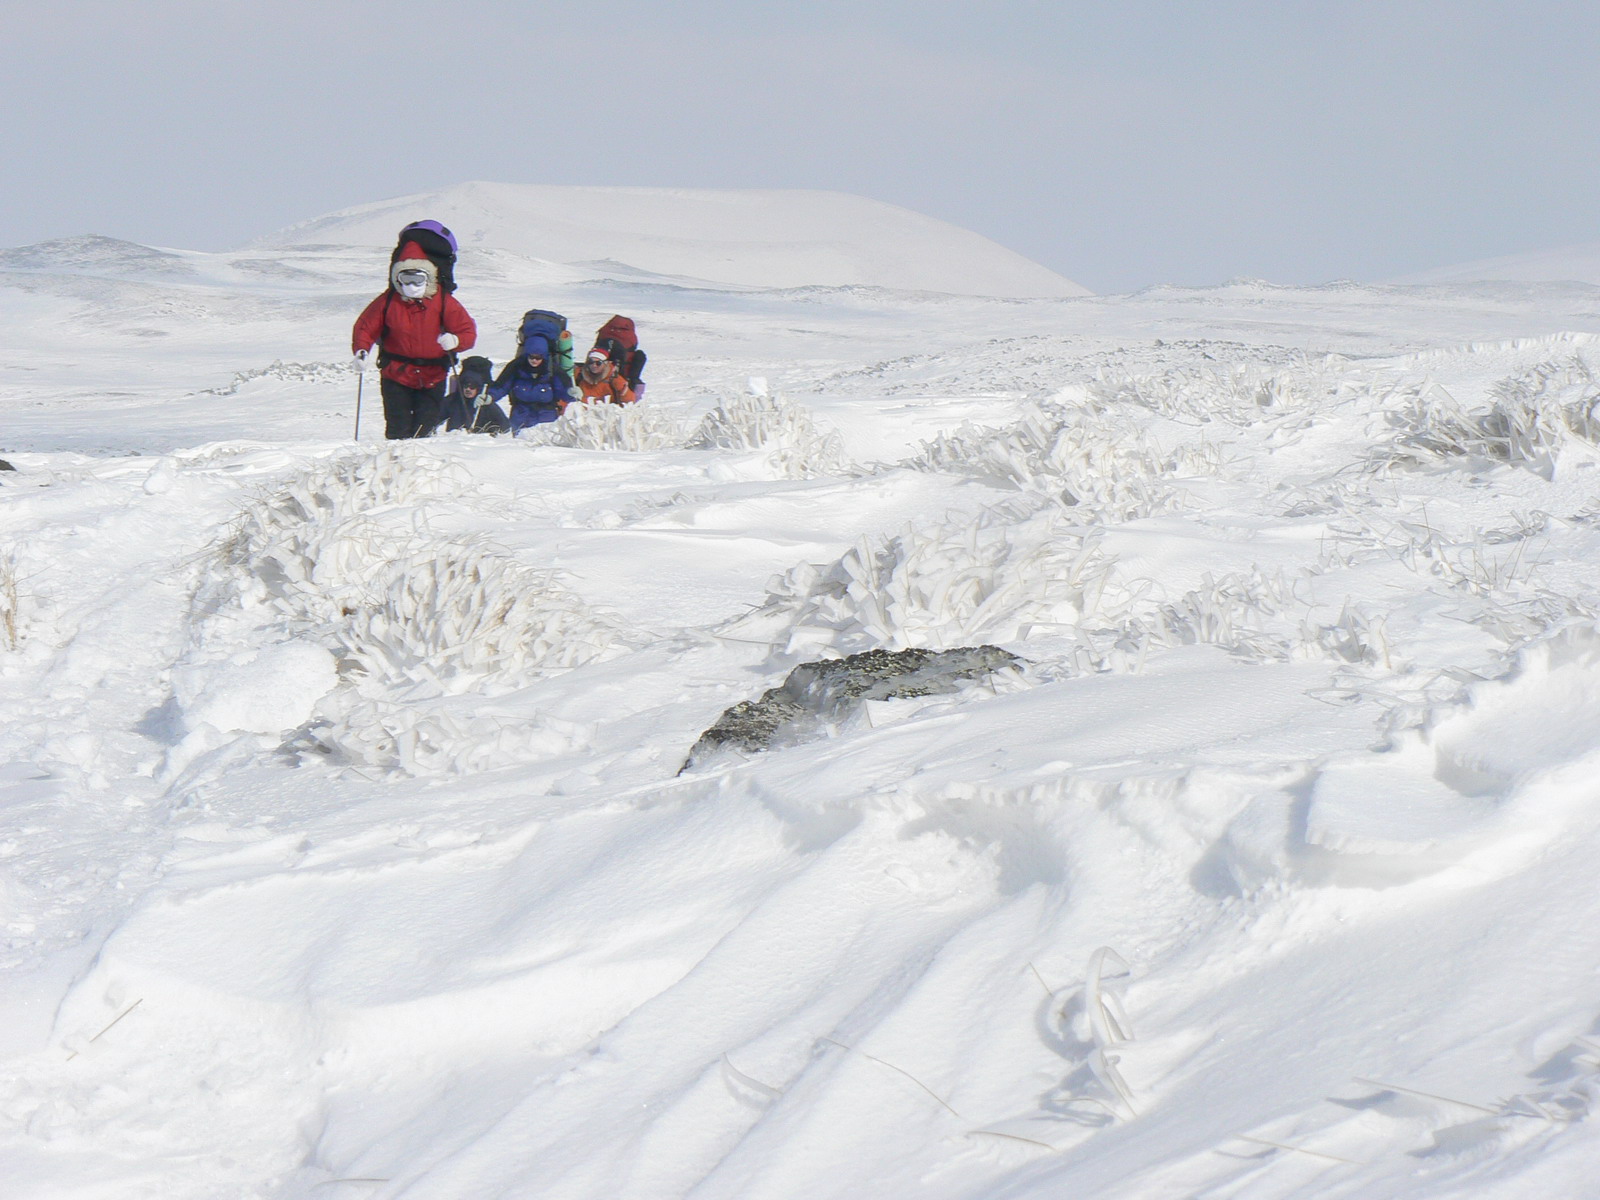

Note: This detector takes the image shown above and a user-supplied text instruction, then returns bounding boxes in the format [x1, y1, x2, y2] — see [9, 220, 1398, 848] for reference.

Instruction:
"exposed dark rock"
[685, 645, 1021, 770]
[0, 459, 14, 472]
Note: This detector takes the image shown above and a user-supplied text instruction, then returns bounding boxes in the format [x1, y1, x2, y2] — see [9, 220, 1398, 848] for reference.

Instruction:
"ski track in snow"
[6, 221, 1600, 1198]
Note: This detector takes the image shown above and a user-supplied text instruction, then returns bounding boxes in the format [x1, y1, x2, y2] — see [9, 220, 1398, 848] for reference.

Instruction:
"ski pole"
[354, 368, 365, 440]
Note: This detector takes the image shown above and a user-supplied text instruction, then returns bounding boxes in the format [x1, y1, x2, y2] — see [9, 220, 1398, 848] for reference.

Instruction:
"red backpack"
[593, 315, 646, 388]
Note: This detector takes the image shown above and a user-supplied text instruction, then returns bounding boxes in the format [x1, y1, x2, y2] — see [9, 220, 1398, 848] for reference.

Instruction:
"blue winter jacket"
[490, 338, 573, 430]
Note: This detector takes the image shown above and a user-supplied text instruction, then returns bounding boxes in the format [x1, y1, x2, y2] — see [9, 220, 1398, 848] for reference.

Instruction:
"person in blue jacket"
[490, 337, 574, 433]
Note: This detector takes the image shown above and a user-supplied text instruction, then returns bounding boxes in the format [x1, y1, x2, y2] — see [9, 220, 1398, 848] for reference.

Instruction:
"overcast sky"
[4, 0, 1598, 293]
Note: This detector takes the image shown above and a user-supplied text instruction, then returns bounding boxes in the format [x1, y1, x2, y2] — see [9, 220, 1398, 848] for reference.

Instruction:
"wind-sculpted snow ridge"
[201, 359, 353, 396]
[1205, 625, 1600, 894]
[201, 446, 632, 772]
[807, 336, 1328, 399]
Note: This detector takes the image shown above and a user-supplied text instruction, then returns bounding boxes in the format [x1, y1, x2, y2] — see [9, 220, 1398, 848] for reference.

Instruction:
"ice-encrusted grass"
[219, 450, 628, 680]
[760, 501, 1123, 654]
[909, 400, 1224, 522]
[517, 392, 852, 477]
[1083, 361, 1330, 425]
[205, 447, 630, 771]
[1379, 357, 1600, 477]
[522, 401, 690, 452]
[758, 497, 1401, 674]
[687, 392, 850, 478]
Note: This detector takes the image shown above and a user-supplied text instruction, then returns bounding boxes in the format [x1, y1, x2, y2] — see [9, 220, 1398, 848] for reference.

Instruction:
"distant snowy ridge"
[1393, 241, 1600, 287]
[252, 181, 1091, 298]
[0, 235, 198, 277]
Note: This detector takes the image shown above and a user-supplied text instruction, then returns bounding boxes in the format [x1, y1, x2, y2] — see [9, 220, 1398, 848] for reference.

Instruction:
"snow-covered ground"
[5, 197, 1600, 1199]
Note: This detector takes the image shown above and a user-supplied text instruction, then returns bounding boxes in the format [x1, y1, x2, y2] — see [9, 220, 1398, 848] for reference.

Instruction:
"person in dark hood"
[489, 337, 572, 434]
[441, 355, 509, 433]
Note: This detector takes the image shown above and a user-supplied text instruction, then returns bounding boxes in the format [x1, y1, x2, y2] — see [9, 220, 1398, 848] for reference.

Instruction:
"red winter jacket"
[352, 291, 477, 388]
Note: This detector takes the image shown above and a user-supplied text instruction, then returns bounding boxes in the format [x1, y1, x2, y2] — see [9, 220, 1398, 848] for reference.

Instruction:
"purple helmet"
[400, 220, 457, 255]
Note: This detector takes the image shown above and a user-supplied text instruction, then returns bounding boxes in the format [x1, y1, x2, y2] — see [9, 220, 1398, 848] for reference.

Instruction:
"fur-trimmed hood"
[390, 241, 440, 297]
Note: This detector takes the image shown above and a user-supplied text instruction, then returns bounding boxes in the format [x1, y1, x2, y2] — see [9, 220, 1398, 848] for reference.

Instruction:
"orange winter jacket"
[572, 363, 636, 405]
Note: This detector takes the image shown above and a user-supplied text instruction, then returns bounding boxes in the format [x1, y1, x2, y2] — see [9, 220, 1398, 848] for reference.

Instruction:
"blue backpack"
[517, 309, 574, 378]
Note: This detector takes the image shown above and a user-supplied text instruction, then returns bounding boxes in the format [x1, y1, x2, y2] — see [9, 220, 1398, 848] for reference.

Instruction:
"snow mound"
[171, 641, 337, 738]
[253, 181, 1091, 298]
[1299, 626, 1600, 883]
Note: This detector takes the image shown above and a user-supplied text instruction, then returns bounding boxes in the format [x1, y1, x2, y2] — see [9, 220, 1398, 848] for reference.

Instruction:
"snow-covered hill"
[254, 181, 1091, 298]
[1393, 239, 1600, 286]
[6, 203, 1600, 1199]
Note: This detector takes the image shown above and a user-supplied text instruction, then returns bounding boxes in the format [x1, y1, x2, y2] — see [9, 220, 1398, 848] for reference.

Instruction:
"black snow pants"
[380, 377, 445, 440]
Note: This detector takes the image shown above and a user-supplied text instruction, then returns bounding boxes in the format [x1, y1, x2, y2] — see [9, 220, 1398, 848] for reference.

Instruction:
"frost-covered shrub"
[687, 393, 850, 478]
[1052, 566, 1302, 673]
[216, 448, 469, 616]
[521, 401, 689, 451]
[334, 542, 629, 695]
[223, 447, 460, 550]
[1084, 363, 1313, 423]
[212, 446, 629, 714]
[761, 503, 1124, 653]
[1381, 358, 1600, 476]
[1037, 564, 1402, 674]
[910, 402, 1223, 522]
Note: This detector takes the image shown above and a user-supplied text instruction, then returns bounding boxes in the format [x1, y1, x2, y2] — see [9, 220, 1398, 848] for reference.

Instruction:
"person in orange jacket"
[351, 241, 477, 438]
[571, 346, 636, 406]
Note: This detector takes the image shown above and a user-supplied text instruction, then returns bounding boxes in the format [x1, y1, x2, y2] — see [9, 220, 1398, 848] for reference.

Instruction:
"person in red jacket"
[351, 242, 477, 439]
